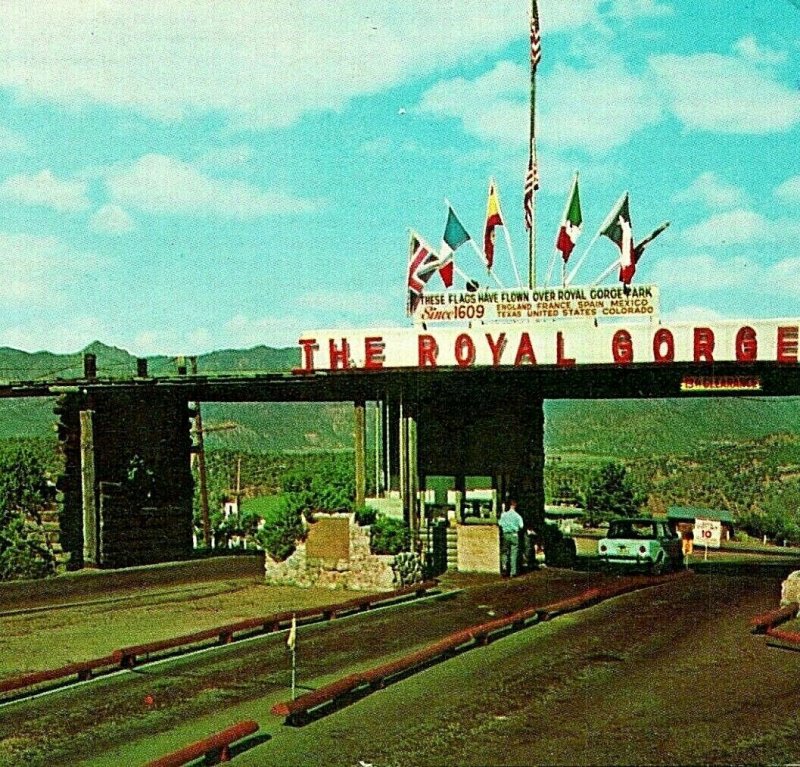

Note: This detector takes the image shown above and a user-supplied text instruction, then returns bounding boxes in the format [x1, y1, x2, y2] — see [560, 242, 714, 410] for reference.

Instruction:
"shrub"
[0, 444, 56, 580]
[255, 496, 305, 562]
[370, 515, 410, 555]
[354, 505, 378, 526]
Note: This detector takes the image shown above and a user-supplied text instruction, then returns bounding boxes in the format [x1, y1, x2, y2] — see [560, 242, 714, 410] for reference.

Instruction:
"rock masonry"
[264, 517, 423, 591]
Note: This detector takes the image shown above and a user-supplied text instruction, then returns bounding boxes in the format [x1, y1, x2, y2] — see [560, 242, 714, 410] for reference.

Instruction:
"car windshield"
[607, 520, 656, 539]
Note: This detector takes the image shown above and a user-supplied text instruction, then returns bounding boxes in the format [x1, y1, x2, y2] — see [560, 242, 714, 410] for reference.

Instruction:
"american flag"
[523, 151, 539, 231]
[530, 6, 541, 69]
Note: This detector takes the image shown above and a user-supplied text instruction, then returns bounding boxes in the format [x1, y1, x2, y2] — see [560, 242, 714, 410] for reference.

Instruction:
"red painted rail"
[750, 602, 799, 634]
[0, 654, 120, 695]
[0, 580, 439, 698]
[271, 573, 688, 723]
[144, 720, 259, 767]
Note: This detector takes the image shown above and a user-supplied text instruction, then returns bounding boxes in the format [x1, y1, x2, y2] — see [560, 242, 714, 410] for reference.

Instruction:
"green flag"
[442, 206, 471, 254]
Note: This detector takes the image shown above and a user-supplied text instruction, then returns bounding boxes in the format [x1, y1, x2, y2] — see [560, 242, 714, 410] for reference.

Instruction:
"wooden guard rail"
[0, 580, 438, 697]
[750, 602, 799, 634]
[0, 654, 121, 695]
[272, 572, 688, 722]
[144, 720, 259, 767]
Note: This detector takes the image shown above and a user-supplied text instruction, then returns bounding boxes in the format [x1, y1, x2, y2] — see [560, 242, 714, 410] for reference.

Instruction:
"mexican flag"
[600, 193, 634, 284]
[555, 174, 582, 263]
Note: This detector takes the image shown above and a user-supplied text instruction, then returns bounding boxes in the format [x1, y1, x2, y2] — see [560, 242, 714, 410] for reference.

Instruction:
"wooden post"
[374, 401, 382, 497]
[399, 399, 407, 525]
[194, 405, 211, 548]
[354, 399, 366, 509]
[408, 410, 419, 542]
[189, 357, 211, 548]
[79, 409, 98, 567]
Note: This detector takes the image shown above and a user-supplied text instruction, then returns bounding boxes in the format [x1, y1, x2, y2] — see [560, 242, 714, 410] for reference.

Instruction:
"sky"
[0, 0, 799, 355]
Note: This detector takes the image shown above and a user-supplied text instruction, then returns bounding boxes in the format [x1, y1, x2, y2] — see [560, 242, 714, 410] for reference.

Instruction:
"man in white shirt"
[499, 499, 524, 577]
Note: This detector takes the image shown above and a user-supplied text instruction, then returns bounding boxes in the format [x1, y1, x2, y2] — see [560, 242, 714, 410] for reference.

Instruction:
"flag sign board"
[411, 285, 659, 325]
[694, 518, 722, 549]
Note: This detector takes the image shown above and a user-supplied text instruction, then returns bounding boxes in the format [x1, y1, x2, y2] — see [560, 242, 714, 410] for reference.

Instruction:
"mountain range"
[2, 342, 800, 458]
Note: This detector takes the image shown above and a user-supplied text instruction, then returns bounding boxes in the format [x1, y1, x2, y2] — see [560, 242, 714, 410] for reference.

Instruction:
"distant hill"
[0, 341, 299, 382]
[1, 342, 800, 457]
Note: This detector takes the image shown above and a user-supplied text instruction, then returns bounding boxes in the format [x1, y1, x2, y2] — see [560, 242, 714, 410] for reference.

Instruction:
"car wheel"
[650, 556, 664, 576]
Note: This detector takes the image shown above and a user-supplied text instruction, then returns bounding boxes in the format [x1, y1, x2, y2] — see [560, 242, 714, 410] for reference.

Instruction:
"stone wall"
[781, 570, 800, 606]
[457, 523, 501, 573]
[265, 518, 419, 591]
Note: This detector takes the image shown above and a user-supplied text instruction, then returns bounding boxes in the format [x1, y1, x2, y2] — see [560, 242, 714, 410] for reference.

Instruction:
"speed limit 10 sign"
[694, 518, 722, 548]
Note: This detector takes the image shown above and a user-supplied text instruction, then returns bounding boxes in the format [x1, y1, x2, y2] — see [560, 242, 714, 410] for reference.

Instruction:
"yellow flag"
[287, 614, 296, 651]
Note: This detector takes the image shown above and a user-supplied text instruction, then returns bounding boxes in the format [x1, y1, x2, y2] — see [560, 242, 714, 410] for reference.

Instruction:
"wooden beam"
[79, 409, 98, 567]
[354, 399, 366, 509]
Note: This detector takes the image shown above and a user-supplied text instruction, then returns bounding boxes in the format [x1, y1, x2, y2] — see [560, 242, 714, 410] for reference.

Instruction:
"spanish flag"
[483, 180, 504, 270]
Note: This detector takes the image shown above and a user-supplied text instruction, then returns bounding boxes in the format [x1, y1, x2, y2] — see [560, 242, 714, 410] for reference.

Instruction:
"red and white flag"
[407, 231, 440, 313]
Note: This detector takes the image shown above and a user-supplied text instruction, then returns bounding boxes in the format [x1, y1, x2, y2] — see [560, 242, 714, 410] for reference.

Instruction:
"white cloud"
[610, 0, 672, 21]
[417, 56, 662, 153]
[651, 50, 800, 133]
[0, 125, 28, 154]
[195, 144, 253, 171]
[663, 305, 728, 323]
[224, 313, 309, 349]
[733, 36, 787, 65]
[775, 175, 800, 203]
[649, 254, 753, 292]
[0, 1, 667, 128]
[540, 59, 662, 152]
[0, 232, 100, 304]
[416, 62, 528, 146]
[89, 204, 136, 233]
[103, 154, 318, 218]
[0, 169, 90, 212]
[764, 257, 800, 296]
[680, 209, 769, 248]
[0, 316, 112, 354]
[673, 172, 745, 210]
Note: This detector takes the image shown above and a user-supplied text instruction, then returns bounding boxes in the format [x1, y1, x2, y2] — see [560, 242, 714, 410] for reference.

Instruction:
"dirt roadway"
[2, 570, 798, 766]
[244, 573, 800, 767]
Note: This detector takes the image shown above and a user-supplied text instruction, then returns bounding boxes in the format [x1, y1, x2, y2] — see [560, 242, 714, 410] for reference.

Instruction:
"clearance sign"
[297, 319, 800, 372]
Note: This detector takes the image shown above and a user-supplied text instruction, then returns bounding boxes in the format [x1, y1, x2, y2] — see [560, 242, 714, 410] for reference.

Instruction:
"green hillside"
[1, 343, 800, 458]
[543, 398, 800, 459]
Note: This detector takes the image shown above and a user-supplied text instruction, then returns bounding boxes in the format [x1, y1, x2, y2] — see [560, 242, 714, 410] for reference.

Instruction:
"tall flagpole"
[527, 0, 541, 289]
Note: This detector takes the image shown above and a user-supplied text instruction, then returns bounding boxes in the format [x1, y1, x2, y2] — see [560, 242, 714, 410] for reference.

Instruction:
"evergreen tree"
[584, 462, 644, 525]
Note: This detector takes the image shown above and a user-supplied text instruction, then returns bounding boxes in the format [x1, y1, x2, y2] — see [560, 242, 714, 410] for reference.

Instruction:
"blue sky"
[0, 0, 799, 355]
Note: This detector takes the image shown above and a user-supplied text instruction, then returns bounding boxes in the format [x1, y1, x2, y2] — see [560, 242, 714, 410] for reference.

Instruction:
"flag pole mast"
[528, 0, 540, 289]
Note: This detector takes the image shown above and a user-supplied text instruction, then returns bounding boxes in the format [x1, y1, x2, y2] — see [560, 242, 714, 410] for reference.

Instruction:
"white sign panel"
[694, 518, 722, 549]
[413, 285, 659, 324]
[297, 318, 800, 372]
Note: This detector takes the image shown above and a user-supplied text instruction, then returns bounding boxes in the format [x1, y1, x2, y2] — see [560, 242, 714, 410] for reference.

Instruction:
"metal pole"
[528, 0, 540, 289]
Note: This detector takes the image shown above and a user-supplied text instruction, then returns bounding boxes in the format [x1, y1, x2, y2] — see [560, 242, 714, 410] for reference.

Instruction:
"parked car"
[598, 518, 683, 574]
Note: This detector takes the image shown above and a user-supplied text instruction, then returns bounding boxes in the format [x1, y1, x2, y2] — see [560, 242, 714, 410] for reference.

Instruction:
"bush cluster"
[370, 515, 410, 555]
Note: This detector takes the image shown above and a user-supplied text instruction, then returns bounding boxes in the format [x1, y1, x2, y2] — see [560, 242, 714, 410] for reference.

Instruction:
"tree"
[584, 462, 644, 525]
[0, 444, 57, 580]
